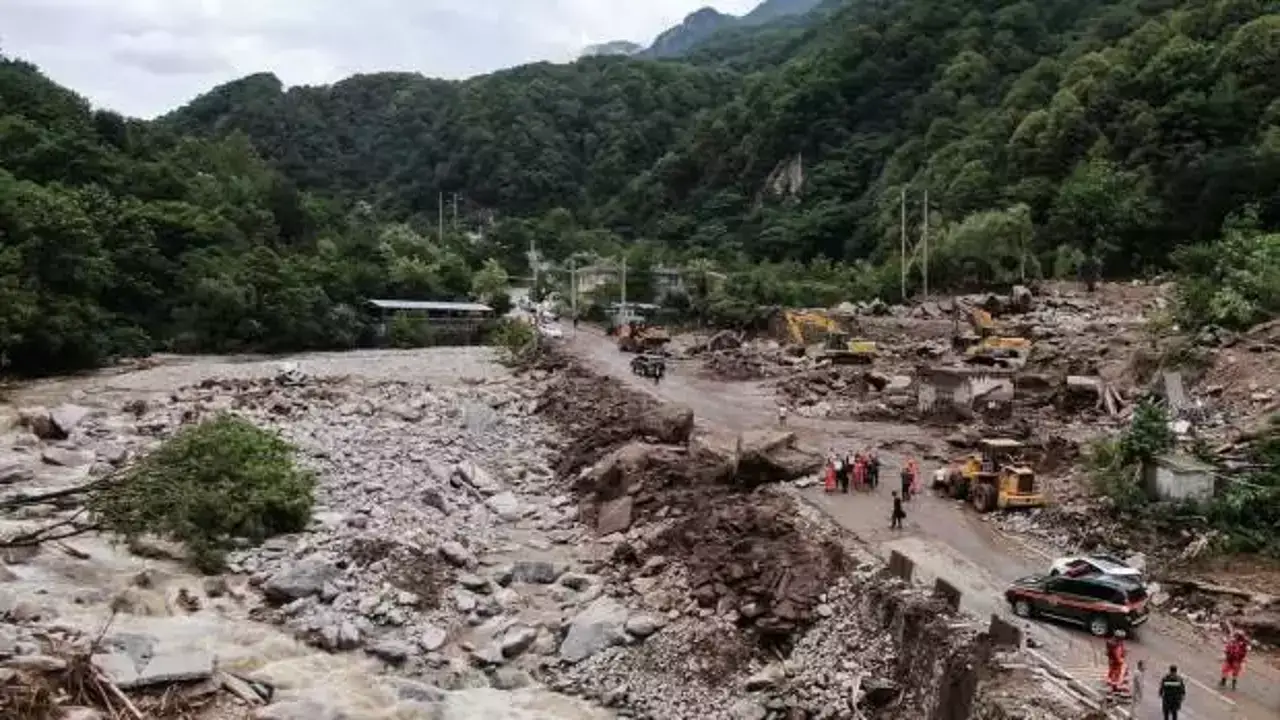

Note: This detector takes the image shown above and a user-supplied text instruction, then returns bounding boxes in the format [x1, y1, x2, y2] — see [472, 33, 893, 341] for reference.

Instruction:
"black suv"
[1005, 572, 1149, 638]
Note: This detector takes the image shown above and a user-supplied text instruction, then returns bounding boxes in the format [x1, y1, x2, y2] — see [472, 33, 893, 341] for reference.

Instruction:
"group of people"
[820, 452, 923, 530]
[821, 450, 881, 493]
[1104, 628, 1251, 719]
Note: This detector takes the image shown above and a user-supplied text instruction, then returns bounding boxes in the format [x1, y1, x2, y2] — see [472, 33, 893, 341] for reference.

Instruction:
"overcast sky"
[1, 0, 760, 119]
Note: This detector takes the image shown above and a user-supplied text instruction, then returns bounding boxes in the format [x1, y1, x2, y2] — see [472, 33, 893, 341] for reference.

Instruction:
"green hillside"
[0, 57, 496, 375]
[4, 0, 1280, 373]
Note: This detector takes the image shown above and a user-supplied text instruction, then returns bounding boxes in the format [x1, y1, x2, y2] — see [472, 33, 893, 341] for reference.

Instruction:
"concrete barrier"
[933, 578, 962, 612]
[987, 613, 1022, 649]
[888, 550, 914, 581]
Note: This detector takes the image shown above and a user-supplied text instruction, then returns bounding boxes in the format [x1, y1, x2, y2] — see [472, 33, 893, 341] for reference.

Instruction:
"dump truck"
[616, 322, 671, 353]
[933, 438, 1045, 512]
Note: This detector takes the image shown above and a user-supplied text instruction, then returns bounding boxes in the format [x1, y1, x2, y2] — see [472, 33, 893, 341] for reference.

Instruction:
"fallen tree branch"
[0, 479, 108, 510]
[0, 509, 99, 547]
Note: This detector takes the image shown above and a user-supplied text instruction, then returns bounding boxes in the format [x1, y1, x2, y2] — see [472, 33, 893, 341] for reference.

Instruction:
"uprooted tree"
[88, 413, 315, 572]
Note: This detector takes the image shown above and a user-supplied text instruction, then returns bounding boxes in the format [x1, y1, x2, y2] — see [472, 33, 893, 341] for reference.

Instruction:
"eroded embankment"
[526, 350, 1026, 720]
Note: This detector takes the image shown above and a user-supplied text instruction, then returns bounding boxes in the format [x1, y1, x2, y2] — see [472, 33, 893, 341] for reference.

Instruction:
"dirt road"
[567, 327, 1278, 720]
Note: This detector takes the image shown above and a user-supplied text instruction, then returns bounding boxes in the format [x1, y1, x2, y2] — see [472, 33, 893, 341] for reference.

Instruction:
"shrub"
[90, 414, 315, 572]
[487, 317, 537, 364]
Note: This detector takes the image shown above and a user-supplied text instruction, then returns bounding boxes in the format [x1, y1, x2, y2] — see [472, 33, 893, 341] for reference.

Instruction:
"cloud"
[0, 0, 760, 119]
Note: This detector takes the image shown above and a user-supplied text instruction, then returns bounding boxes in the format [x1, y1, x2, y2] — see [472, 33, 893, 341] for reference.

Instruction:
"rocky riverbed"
[0, 347, 1100, 719]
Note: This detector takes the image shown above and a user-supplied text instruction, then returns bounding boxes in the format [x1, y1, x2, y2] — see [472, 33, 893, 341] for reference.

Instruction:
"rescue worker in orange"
[1220, 630, 1249, 690]
[1106, 637, 1127, 692]
[908, 458, 922, 496]
[823, 457, 837, 493]
[853, 453, 866, 492]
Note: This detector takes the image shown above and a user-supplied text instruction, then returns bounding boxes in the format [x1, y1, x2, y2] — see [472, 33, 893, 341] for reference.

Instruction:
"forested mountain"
[167, 0, 1280, 287]
[5, 0, 1280, 374]
[631, 0, 826, 59]
[0, 56, 503, 375]
[163, 59, 739, 219]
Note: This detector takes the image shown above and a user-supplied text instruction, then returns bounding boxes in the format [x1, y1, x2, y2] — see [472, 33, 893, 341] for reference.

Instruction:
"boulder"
[41, 448, 95, 467]
[484, 492, 521, 521]
[437, 541, 476, 569]
[511, 561, 563, 585]
[0, 462, 33, 485]
[559, 597, 629, 663]
[499, 625, 537, 659]
[50, 404, 91, 437]
[623, 613, 663, 638]
[638, 405, 694, 445]
[262, 556, 340, 603]
[452, 461, 503, 496]
[595, 496, 633, 535]
[17, 407, 56, 440]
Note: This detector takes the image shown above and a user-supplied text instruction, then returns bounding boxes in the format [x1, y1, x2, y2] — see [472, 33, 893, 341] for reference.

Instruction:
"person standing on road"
[777, 404, 788, 428]
[900, 464, 912, 501]
[1130, 659, 1146, 706]
[1105, 637, 1127, 693]
[868, 452, 880, 490]
[890, 491, 905, 529]
[1159, 665, 1186, 720]
[835, 454, 848, 493]
[1220, 630, 1249, 690]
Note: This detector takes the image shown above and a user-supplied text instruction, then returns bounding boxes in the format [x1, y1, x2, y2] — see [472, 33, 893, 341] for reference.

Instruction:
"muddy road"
[566, 327, 1278, 720]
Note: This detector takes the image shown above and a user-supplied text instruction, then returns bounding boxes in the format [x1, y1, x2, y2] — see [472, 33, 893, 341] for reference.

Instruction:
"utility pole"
[569, 258, 578, 333]
[452, 193, 459, 230]
[528, 236, 538, 301]
[900, 187, 907, 301]
[438, 191, 444, 242]
[921, 188, 929, 298]
[620, 256, 627, 319]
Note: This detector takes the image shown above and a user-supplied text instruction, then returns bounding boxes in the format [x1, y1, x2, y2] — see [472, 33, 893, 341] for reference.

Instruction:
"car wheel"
[1088, 615, 1110, 637]
[1048, 568, 1060, 577]
[1013, 599, 1033, 618]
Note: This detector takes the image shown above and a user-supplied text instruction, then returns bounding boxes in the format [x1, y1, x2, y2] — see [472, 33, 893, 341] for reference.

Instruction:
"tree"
[471, 258, 509, 302]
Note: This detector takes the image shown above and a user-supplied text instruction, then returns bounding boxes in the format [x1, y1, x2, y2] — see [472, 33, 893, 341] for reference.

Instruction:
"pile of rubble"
[774, 367, 916, 420]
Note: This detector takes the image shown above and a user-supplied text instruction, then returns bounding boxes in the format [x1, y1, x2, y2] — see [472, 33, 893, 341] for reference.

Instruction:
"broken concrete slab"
[595, 496, 633, 535]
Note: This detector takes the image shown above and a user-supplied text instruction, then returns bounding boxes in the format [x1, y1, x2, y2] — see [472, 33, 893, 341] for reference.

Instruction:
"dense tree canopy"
[165, 0, 1280, 289]
[4, 0, 1280, 374]
[0, 56, 490, 374]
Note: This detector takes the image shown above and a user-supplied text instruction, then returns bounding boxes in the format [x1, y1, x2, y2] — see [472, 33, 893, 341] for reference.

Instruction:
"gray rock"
[50, 404, 90, 437]
[557, 572, 592, 591]
[438, 541, 476, 569]
[452, 461, 502, 496]
[60, 708, 105, 720]
[491, 566, 514, 587]
[318, 621, 363, 651]
[729, 699, 767, 720]
[0, 626, 16, 658]
[745, 663, 785, 690]
[368, 640, 414, 664]
[499, 626, 537, 659]
[485, 491, 521, 521]
[419, 625, 448, 652]
[470, 642, 505, 666]
[559, 597, 629, 663]
[489, 667, 532, 690]
[17, 407, 56, 440]
[421, 487, 450, 515]
[623, 614, 664, 638]
[595, 496, 633, 535]
[101, 650, 215, 689]
[384, 677, 446, 703]
[263, 556, 340, 602]
[512, 561, 562, 585]
[457, 573, 491, 593]
[40, 447, 94, 467]
[0, 463, 33, 485]
[452, 588, 477, 613]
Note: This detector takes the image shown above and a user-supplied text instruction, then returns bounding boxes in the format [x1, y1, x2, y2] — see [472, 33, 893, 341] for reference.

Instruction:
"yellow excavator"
[933, 438, 1045, 513]
[783, 310, 876, 365]
[953, 307, 1030, 367]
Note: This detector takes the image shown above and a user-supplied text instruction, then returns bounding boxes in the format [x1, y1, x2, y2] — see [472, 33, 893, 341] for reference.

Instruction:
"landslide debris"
[533, 356, 837, 642]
